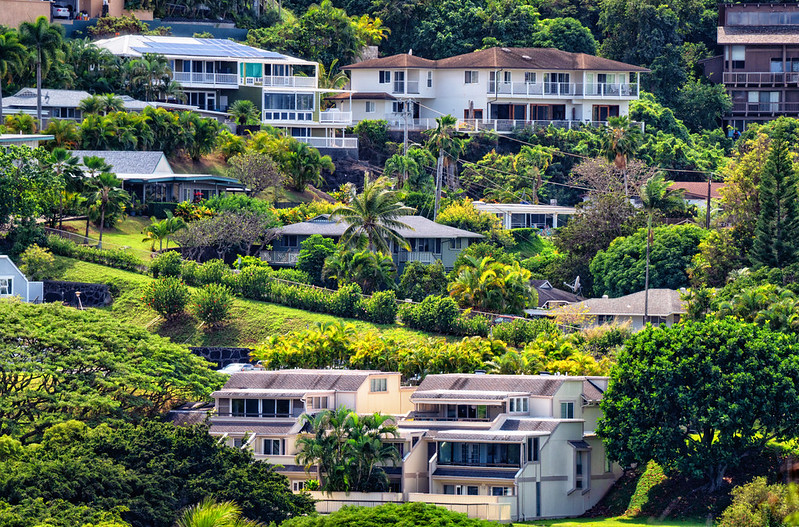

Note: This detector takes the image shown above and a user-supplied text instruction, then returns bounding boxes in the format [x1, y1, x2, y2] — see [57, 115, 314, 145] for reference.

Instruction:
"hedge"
[47, 235, 145, 273]
[399, 295, 490, 337]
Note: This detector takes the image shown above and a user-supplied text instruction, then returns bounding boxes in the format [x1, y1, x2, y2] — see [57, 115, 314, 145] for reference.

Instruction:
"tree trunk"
[84, 214, 90, 243]
[36, 50, 42, 125]
[98, 207, 105, 249]
[0, 80, 4, 122]
[433, 150, 443, 221]
[644, 218, 651, 324]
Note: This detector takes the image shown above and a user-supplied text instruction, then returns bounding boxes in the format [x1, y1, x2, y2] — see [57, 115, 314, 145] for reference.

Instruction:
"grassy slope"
[58, 257, 431, 347]
[60, 216, 155, 256]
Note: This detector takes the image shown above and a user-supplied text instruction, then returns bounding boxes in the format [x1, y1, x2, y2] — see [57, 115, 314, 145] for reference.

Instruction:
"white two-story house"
[95, 35, 355, 148]
[208, 369, 620, 522]
[331, 47, 648, 132]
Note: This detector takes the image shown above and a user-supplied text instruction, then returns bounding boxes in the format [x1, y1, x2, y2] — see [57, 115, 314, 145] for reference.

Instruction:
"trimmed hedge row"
[399, 295, 490, 337]
[47, 235, 145, 273]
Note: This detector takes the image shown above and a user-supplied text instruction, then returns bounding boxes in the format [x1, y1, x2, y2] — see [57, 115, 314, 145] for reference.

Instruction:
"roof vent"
[550, 199, 558, 206]
[522, 55, 532, 60]
[501, 47, 511, 52]
[474, 370, 486, 375]
[539, 371, 551, 376]
[602, 294, 609, 299]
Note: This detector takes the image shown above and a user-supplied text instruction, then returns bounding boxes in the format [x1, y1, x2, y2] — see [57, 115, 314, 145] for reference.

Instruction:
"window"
[308, 396, 328, 410]
[464, 71, 479, 84]
[527, 437, 540, 462]
[0, 278, 11, 296]
[231, 399, 245, 416]
[392, 101, 405, 113]
[263, 439, 281, 455]
[233, 437, 245, 448]
[544, 73, 570, 94]
[443, 484, 455, 494]
[370, 378, 387, 392]
[284, 235, 298, 248]
[379, 70, 391, 83]
[393, 71, 405, 93]
[771, 59, 784, 73]
[560, 401, 574, 419]
[509, 397, 528, 413]
[438, 441, 521, 466]
[467, 486, 479, 495]
[524, 72, 536, 84]
[365, 101, 375, 113]
[245, 399, 259, 417]
[574, 450, 590, 490]
[427, 71, 433, 88]
[261, 398, 291, 417]
[725, 45, 745, 69]
[293, 481, 305, 491]
[492, 486, 513, 496]
[503, 71, 512, 83]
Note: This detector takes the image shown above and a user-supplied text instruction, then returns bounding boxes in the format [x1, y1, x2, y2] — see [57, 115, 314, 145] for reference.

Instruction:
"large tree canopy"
[0, 300, 223, 441]
[597, 318, 799, 490]
[0, 420, 315, 527]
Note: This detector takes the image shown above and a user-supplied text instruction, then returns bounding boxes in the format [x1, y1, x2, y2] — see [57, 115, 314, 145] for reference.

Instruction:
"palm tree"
[0, 30, 25, 122]
[284, 140, 335, 191]
[639, 173, 686, 322]
[229, 99, 260, 126]
[44, 119, 80, 148]
[601, 115, 641, 196]
[425, 115, 464, 218]
[174, 498, 265, 527]
[143, 212, 185, 250]
[19, 16, 64, 124]
[383, 153, 419, 188]
[128, 53, 171, 101]
[330, 176, 414, 253]
[47, 148, 81, 228]
[4, 113, 37, 133]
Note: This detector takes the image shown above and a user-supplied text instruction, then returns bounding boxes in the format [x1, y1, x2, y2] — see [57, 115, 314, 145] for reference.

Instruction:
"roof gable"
[71, 150, 172, 175]
[274, 215, 484, 239]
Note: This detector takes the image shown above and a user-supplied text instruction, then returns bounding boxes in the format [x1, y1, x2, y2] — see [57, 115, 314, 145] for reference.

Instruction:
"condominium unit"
[329, 47, 648, 132]
[94, 35, 355, 148]
[209, 369, 620, 522]
[702, 3, 799, 130]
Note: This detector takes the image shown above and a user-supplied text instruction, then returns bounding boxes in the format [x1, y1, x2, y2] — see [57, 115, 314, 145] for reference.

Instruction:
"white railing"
[260, 250, 299, 264]
[375, 118, 644, 133]
[724, 72, 799, 85]
[295, 136, 359, 149]
[263, 76, 317, 88]
[319, 111, 353, 124]
[171, 71, 238, 86]
[395, 251, 439, 264]
[487, 82, 638, 98]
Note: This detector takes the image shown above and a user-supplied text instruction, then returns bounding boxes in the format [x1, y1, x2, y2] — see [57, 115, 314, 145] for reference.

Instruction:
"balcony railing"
[261, 250, 299, 265]
[394, 251, 440, 264]
[724, 72, 799, 86]
[295, 136, 359, 149]
[376, 118, 643, 133]
[263, 75, 317, 88]
[172, 71, 238, 86]
[731, 102, 799, 115]
[487, 82, 638, 98]
[391, 80, 420, 95]
[319, 111, 353, 124]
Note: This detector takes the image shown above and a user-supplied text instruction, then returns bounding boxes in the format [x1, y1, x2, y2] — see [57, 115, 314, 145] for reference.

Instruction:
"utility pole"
[433, 150, 443, 220]
[402, 98, 410, 186]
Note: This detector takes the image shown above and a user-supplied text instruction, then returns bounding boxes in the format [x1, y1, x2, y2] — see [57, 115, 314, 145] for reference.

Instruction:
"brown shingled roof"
[345, 47, 649, 73]
[669, 181, 724, 200]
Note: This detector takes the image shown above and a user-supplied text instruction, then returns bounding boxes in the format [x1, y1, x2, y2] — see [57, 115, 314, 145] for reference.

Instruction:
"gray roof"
[433, 467, 518, 479]
[411, 391, 515, 401]
[4, 88, 91, 108]
[531, 279, 583, 307]
[413, 374, 567, 400]
[210, 420, 297, 435]
[499, 419, 560, 432]
[70, 150, 170, 175]
[217, 369, 385, 393]
[568, 440, 591, 449]
[558, 289, 687, 317]
[274, 215, 483, 239]
[582, 379, 604, 402]
[427, 430, 533, 442]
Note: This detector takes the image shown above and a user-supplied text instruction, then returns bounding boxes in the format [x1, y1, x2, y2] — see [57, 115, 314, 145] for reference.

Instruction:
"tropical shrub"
[191, 283, 234, 326]
[397, 261, 448, 302]
[399, 295, 460, 334]
[491, 318, 559, 348]
[150, 250, 182, 278]
[297, 234, 337, 286]
[361, 290, 398, 324]
[18, 244, 63, 280]
[196, 259, 231, 285]
[142, 276, 190, 319]
[180, 259, 200, 285]
[281, 501, 499, 527]
[329, 283, 363, 317]
[717, 477, 799, 527]
[272, 268, 313, 284]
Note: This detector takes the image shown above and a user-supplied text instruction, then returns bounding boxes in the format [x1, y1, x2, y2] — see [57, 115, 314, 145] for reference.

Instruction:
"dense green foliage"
[141, 276, 190, 319]
[717, 477, 799, 527]
[0, 301, 222, 441]
[281, 502, 500, 526]
[0, 420, 314, 527]
[191, 283, 234, 326]
[598, 318, 799, 489]
[397, 261, 448, 302]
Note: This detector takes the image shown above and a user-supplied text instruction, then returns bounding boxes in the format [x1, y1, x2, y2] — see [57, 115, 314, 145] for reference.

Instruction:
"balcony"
[319, 110, 353, 125]
[377, 117, 641, 133]
[263, 76, 317, 88]
[731, 102, 799, 116]
[487, 82, 639, 99]
[394, 251, 440, 264]
[392, 81, 420, 95]
[295, 136, 359, 149]
[262, 109, 315, 123]
[724, 72, 799, 86]
[172, 71, 238, 87]
[261, 250, 299, 265]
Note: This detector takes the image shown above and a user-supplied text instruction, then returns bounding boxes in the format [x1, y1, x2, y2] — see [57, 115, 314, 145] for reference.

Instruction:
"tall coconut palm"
[330, 176, 414, 254]
[601, 115, 641, 196]
[639, 173, 686, 322]
[84, 169, 127, 249]
[19, 17, 63, 124]
[425, 115, 464, 218]
[0, 30, 25, 122]
[47, 148, 81, 228]
[128, 53, 171, 101]
[174, 498, 265, 527]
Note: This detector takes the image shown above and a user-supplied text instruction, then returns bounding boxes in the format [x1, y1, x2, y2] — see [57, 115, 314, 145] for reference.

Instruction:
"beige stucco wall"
[122, 8, 152, 19]
[354, 373, 406, 415]
[0, 1, 51, 28]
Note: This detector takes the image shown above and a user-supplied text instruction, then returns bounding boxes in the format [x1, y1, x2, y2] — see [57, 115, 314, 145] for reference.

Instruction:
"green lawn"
[58, 257, 433, 347]
[517, 518, 707, 527]
[60, 216, 156, 257]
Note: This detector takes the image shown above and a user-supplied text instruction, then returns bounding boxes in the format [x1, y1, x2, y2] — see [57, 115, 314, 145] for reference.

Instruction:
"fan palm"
[639, 173, 686, 322]
[601, 115, 641, 196]
[330, 176, 414, 253]
[19, 17, 63, 123]
[229, 99, 259, 126]
[85, 172, 129, 249]
[0, 30, 25, 122]
[174, 498, 265, 527]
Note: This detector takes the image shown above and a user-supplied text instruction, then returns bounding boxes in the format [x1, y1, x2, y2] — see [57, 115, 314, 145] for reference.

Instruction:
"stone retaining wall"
[43, 280, 111, 308]
[189, 347, 252, 368]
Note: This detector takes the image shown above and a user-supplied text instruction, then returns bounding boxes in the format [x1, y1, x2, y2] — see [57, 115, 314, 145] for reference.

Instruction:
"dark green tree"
[398, 261, 448, 302]
[19, 16, 63, 123]
[598, 318, 799, 490]
[751, 132, 799, 269]
[281, 502, 499, 527]
[529, 17, 597, 54]
[297, 234, 338, 286]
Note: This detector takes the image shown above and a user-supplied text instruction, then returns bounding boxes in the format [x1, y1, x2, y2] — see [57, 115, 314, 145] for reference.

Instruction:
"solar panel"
[130, 38, 285, 59]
